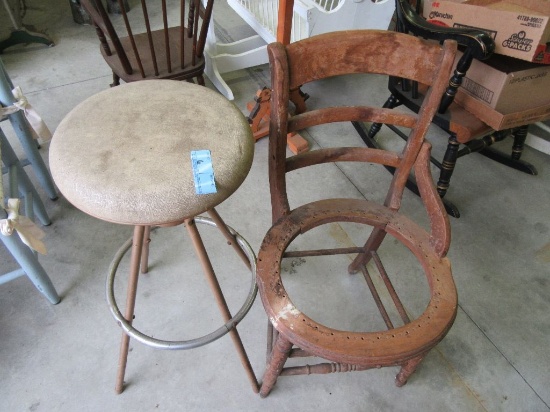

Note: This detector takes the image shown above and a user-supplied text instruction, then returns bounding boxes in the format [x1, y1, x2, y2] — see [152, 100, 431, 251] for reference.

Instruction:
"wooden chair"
[257, 30, 459, 397]
[81, 0, 214, 87]
[355, 0, 538, 218]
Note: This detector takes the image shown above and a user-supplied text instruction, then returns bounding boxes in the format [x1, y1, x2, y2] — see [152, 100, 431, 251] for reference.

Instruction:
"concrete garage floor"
[1, 1, 549, 411]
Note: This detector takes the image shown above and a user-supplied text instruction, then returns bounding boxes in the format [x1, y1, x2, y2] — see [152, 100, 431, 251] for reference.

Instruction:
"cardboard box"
[424, 0, 550, 63]
[455, 92, 550, 129]
[455, 52, 550, 113]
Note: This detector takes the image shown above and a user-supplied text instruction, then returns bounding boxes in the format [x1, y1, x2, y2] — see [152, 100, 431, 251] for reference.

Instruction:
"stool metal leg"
[115, 225, 145, 394]
[207, 209, 251, 270]
[185, 217, 259, 393]
[140, 225, 151, 274]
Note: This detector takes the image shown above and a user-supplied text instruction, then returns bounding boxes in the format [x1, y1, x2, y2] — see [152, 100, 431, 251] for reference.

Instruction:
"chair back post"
[81, 0, 133, 75]
[196, 0, 214, 60]
[385, 39, 458, 210]
[92, 21, 111, 56]
[267, 42, 291, 223]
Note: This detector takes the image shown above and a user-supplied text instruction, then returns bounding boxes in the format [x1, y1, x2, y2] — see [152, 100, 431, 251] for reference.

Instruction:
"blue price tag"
[191, 150, 217, 195]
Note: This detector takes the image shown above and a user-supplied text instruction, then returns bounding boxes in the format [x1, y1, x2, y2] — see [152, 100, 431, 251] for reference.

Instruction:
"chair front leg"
[260, 332, 293, 398]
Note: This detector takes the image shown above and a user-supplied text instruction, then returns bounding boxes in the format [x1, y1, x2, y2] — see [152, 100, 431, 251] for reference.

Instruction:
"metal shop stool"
[49, 80, 258, 393]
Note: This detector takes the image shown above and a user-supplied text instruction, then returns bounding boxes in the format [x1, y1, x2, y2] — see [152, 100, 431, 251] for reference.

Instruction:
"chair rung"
[280, 362, 375, 376]
[283, 247, 364, 258]
[370, 251, 411, 324]
[361, 264, 395, 329]
[360, 251, 411, 329]
[289, 348, 313, 358]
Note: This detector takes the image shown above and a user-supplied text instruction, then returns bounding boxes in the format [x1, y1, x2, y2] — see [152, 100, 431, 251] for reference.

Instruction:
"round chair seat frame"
[107, 215, 258, 350]
[257, 198, 457, 395]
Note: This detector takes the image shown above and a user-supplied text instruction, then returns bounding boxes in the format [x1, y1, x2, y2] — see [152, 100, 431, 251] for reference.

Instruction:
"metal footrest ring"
[106, 216, 258, 350]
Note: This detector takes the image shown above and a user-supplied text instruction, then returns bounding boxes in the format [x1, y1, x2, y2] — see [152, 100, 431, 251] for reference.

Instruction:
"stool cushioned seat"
[50, 80, 254, 225]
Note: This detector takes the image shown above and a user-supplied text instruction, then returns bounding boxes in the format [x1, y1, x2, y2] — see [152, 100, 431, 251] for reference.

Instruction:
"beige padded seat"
[50, 80, 253, 225]
[49, 80, 258, 394]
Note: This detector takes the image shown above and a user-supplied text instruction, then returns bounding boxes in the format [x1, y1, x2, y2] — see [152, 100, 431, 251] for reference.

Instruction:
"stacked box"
[424, 0, 550, 63]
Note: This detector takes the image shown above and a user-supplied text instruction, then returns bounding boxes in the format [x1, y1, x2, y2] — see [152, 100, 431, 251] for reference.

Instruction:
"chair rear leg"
[110, 72, 120, 87]
[348, 227, 387, 274]
[511, 124, 528, 161]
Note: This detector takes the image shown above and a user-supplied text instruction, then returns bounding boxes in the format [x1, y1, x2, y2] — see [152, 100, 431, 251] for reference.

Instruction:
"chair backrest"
[81, 0, 214, 80]
[267, 30, 457, 252]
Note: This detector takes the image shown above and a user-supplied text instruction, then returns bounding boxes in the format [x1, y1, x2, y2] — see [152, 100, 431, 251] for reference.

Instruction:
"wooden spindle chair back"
[81, 0, 214, 86]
